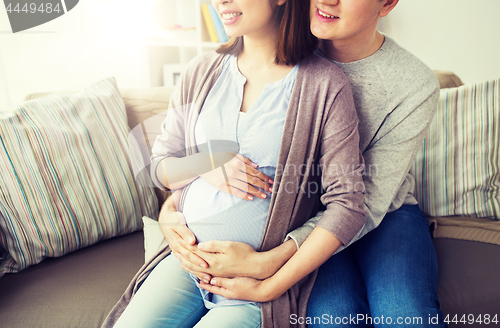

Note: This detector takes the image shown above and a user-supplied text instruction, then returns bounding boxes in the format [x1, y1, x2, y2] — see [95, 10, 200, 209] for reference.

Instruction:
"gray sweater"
[287, 35, 440, 250]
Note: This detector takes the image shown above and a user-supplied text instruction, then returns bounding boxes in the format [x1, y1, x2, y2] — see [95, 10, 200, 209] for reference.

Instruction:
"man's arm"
[176, 230, 298, 282]
[286, 81, 440, 250]
[199, 227, 342, 302]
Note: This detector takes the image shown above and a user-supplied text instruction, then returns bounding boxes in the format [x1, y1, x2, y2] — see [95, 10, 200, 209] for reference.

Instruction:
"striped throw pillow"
[411, 79, 500, 219]
[0, 78, 158, 276]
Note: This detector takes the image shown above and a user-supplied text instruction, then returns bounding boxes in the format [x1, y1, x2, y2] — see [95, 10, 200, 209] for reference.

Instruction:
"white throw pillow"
[142, 216, 165, 262]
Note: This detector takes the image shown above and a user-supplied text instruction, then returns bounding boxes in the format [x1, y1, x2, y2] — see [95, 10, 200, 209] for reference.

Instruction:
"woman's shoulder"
[187, 51, 226, 69]
[295, 54, 351, 98]
[181, 52, 228, 83]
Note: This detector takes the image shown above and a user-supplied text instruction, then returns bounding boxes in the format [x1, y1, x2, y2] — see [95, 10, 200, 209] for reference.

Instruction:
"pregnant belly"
[181, 177, 271, 250]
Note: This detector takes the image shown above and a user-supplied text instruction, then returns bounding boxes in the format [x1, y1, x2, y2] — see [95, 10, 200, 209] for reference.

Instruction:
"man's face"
[310, 0, 386, 44]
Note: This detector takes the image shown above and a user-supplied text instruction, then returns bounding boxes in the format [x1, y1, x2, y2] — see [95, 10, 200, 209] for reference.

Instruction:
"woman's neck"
[239, 33, 279, 69]
[320, 30, 385, 63]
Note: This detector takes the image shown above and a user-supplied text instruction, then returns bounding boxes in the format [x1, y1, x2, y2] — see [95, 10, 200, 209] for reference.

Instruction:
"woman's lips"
[220, 12, 242, 25]
[316, 8, 339, 22]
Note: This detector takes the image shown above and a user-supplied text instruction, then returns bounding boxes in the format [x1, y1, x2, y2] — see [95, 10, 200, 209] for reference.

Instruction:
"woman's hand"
[200, 152, 274, 200]
[158, 193, 208, 269]
[175, 238, 298, 283]
[199, 277, 278, 303]
[159, 191, 296, 284]
[176, 240, 263, 282]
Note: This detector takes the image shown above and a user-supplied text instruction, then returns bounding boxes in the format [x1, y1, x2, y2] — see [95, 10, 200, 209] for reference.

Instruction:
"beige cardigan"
[103, 52, 366, 328]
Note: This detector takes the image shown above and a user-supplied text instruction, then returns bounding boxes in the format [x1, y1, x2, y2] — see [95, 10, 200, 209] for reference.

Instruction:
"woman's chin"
[225, 31, 242, 39]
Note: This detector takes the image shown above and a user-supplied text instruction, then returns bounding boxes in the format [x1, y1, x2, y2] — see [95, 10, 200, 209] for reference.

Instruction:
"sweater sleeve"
[346, 83, 440, 245]
[286, 79, 439, 249]
[150, 72, 189, 191]
[150, 52, 227, 191]
[313, 83, 366, 246]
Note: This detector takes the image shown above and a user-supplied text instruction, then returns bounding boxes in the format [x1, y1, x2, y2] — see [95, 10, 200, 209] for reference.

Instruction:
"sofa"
[0, 71, 498, 328]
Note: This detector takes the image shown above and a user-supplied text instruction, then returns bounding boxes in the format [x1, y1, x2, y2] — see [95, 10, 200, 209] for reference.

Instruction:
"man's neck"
[320, 30, 385, 63]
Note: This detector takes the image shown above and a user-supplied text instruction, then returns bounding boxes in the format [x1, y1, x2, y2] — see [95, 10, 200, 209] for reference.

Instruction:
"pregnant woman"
[103, 0, 365, 327]
[167, 0, 448, 327]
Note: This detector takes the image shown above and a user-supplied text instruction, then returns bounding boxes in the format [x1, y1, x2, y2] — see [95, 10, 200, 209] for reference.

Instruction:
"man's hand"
[176, 240, 264, 283]
[199, 276, 278, 303]
[175, 239, 298, 283]
[201, 228, 343, 304]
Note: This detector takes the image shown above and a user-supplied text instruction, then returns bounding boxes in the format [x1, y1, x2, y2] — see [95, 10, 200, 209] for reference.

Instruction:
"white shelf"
[148, 0, 225, 87]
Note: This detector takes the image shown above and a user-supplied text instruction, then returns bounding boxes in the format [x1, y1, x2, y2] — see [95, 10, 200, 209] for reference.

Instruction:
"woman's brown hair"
[216, 0, 317, 65]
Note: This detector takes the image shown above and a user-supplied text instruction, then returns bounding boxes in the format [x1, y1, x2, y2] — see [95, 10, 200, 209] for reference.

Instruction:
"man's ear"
[277, 0, 287, 6]
[379, 0, 399, 18]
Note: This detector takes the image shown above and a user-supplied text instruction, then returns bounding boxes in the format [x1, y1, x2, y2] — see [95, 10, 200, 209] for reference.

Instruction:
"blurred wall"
[1, 0, 499, 109]
[381, 0, 500, 84]
[0, 0, 154, 108]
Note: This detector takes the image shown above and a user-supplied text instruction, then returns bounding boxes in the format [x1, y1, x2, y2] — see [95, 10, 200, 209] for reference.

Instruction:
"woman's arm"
[156, 151, 273, 198]
[156, 153, 215, 190]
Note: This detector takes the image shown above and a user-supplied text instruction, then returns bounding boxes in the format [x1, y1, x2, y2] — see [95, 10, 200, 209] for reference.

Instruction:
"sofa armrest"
[433, 70, 464, 89]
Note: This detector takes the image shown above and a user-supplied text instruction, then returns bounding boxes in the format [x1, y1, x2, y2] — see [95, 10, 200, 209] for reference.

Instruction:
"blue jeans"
[113, 255, 261, 328]
[307, 205, 448, 327]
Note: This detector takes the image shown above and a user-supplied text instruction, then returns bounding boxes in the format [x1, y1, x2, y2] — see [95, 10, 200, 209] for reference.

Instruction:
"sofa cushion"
[433, 238, 500, 324]
[433, 70, 464, 89]
[411, 78, 500, 220]
[120, 87, 175, 207]
[429, 216, 500, 246]
[0, 78, 158, 276]
[0, 232, 145, 328]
